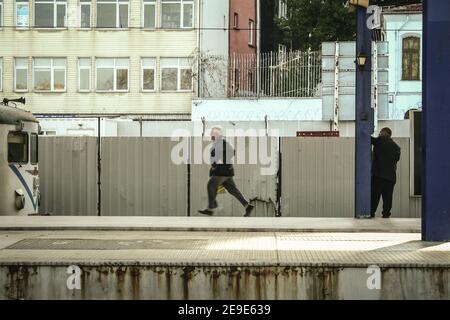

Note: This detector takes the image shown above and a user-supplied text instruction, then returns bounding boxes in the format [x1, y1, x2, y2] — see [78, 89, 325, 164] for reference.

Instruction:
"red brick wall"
[229, 0, 257, 55]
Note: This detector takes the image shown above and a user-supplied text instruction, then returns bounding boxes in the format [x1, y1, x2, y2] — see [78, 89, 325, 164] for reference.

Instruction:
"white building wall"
[199, 0, 229, 56]
[0, 0, 199, 115]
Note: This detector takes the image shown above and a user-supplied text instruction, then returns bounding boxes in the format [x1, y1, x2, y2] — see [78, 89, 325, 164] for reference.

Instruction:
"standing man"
[199, 127, 255, 217]
[371, 127, 401, 218]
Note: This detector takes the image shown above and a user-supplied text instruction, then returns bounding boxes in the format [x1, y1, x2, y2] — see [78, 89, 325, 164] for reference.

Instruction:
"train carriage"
[0, 98, 40, 215]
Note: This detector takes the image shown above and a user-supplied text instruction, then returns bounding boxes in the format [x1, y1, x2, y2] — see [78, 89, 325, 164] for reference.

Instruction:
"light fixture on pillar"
[356, 52, 367, 70]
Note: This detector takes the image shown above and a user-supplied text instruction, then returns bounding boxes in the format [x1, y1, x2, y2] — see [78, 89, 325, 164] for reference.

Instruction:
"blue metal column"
[422, 0, 450, 241]
[355, 7, 374, 218]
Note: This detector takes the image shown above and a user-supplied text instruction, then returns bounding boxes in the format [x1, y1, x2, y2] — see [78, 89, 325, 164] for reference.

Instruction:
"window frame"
[278, 0, 287, 19]
[141, 57, 157, 92]
[34, 0, 67, 29]
[30, 133, 39, 165]
[402, 36, 421, 81]
[7, 131, 29, 164]
[233, 13, 239, 29]
[14, 57, 29, 92]
[142, 0, 156, 29]
[79, 0, 92, 29]
[96, 0, 129, 29]
[0, 57, 2, 92]
[160, 0, 194, 29]
[33, 57, 67, 92]
[160, 57, 193, 92]
[248, 19, 255, 46]
[78, 57, 92, 92]
[0, 1, 3, 28]
[95, 57, 130, 92]
[15, 0, 30, 28]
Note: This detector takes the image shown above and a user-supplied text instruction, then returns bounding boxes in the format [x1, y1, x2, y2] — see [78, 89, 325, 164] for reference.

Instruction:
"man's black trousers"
[371, 176, 396, 217]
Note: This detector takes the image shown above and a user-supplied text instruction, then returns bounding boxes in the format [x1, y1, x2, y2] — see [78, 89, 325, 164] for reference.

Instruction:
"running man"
[198, 127, 255, 217]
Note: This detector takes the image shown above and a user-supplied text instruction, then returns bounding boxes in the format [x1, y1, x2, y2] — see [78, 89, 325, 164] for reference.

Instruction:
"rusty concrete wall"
[1, 265, 449, 300]
[281, 137, 421, 218]
[38, 137, 98, 216]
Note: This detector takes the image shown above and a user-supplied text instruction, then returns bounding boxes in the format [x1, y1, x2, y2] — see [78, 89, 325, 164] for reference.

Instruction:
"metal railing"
[197, 50, 322, 99]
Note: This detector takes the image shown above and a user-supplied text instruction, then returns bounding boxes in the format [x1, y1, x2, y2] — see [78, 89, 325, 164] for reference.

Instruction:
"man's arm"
[371, 137, 377, 146]
[395, 145, 401, 162]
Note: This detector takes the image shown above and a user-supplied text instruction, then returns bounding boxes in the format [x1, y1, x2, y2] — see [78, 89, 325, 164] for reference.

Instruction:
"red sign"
[296, 131, 340, 137]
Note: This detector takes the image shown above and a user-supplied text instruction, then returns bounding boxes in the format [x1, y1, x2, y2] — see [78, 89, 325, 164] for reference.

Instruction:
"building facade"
[0, 0, 199, 116]
[382, 4, 422, 119]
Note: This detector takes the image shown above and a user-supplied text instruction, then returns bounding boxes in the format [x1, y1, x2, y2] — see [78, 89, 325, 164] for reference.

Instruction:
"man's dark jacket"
[371, 136, 401, 183]
[210, 137, 235, 177]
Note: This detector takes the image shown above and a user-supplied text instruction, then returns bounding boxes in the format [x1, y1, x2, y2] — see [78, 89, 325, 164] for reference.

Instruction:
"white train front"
[0, 98, 40, 215]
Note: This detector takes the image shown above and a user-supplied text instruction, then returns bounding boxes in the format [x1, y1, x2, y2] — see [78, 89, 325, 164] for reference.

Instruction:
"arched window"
[402, 36, 421, 81]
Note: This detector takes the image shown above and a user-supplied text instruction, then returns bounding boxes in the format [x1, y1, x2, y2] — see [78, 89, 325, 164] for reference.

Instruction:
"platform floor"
[0, 216, 421, 233]
[0, 217, 448, 268]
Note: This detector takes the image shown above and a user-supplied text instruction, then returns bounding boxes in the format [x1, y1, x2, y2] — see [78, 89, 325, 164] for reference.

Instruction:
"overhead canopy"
[0, 105, 39, 125]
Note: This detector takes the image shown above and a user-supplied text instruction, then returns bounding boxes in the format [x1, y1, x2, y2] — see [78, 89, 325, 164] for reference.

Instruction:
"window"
[35, 0, 67, 28]
[142, 58, 156, 91]
[278, 0, 287, 19]
[78, 58, 91, 91]
[402, 36, 421, 81]
[143, 0, 156, 29]
[248, 19, 254, 46]
[97, 0, 128, 28]
[96, 58, 129, 92]
[161, 58, 192, 91]
[161, 0, 193, 29]
[248, 71, 254, 92]
[16, 0, 30, 28]
[8, 132, 28, 164]
[0, 1, 3, 27]
[80, 0, 91, 28]
[33, 58, 66, 92]
[233, 68, 240, 92]
[0, 58, 2, 91]
[31, 133, 38, 165]
[15, 58, 28, 91]
[278, 44, 287, 55]
[233, 13, 238, 29]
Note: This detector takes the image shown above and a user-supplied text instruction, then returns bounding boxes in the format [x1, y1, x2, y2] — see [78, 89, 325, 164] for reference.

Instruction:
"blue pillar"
[422, 0, 450, 241]
[355, 7, 374, 218]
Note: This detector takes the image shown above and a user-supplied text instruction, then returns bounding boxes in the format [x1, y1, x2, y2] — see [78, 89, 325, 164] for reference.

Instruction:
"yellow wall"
[0, 0, 199, 115]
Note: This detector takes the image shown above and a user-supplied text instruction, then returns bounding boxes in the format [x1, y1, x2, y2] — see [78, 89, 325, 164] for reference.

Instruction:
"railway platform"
[0, 216, 449, 300]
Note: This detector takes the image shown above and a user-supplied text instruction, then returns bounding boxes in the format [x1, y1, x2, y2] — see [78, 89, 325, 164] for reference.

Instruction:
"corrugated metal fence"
[39, 137, 98, 216]
[281, 138, 421, 218]
[38, 136, 421, 218]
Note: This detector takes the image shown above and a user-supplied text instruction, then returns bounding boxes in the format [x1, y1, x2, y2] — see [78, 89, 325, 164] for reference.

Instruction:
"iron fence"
[198, 50, 322, 99]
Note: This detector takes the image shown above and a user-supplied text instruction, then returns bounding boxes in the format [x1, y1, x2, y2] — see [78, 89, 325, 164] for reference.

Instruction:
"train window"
[31, 133, 38, 165]
[7, 132, 28, 164]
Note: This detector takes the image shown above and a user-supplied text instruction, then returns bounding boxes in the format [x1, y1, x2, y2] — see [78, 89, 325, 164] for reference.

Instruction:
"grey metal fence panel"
[101, 137, 187, 216]
[189, 137, 278, 217]
[281, 137, 355, 217]
[281, 137, 421, 218]
[39, 136, 98, 216]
